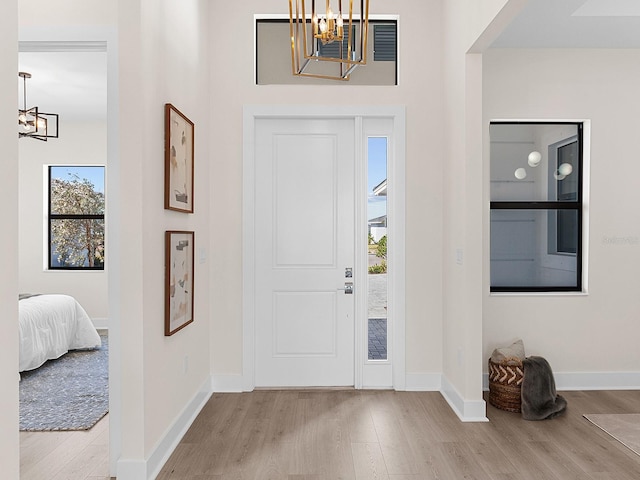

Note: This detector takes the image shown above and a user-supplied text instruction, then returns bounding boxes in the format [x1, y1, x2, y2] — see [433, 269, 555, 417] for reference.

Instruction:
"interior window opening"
[489, 122, 583, 292]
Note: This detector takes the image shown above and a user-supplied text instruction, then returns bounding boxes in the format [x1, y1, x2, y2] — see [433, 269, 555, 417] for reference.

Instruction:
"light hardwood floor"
[157, 389, 640, 479]
[21, 390, 640, 479]
[20, 414, 111, 480]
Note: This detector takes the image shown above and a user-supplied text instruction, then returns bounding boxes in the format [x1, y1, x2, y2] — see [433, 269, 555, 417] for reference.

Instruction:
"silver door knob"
[337, 282, 354, 294]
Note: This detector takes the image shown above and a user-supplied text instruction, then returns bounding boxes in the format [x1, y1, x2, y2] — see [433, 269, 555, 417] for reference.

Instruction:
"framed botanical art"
[164, 103, 194, 213]
[165, 231, 195, 336]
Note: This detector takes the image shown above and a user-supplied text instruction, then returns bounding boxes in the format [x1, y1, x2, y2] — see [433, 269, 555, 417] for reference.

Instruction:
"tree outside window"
[49, 166, 105, 269]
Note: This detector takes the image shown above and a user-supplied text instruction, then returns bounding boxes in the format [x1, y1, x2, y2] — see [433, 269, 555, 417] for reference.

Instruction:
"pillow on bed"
[490, 339, 525, 365]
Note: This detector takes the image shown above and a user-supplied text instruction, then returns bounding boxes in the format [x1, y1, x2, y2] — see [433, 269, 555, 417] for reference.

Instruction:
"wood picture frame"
[165, 230, 195, 336]
[164, 103, 194, 213]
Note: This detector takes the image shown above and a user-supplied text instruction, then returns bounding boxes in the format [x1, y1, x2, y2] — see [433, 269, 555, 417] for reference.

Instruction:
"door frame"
[242, 105, 406, 391]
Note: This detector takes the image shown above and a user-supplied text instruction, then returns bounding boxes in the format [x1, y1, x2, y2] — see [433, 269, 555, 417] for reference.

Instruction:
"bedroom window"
[48, 166, 105, 270]
[490, 122, 584, 292]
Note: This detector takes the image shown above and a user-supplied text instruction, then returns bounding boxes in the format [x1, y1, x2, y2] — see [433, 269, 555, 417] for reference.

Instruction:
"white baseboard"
[404, 373, 442, 391]
[483, 371, 640, 391]
[211, 374, 247, 392]
[144, 379, 212, 480]
[91, 317, 109, 330]
[554, 371, 640, 390]
[114, 460, 147, 480]
[441, 375, 488, 422]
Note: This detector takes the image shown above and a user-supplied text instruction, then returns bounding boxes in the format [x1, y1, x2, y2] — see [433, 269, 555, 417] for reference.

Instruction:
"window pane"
[50, 218, 105, 268]
[490, 210, 578, 288]
[255, 20, 397, 86]
[318, 26, 356, 59]
[490, 123, 579, 202]
[368, 137, 387, 360]
[49, 166, 105, 270]
[50, 166, 105, 215]
[373, 24, 397, 61]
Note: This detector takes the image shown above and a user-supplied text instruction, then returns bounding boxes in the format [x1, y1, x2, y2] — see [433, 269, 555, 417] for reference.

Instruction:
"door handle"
[337, 282, 354, 294]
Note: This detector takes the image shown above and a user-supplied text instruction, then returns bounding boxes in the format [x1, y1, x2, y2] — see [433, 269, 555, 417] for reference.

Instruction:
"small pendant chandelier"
[289, 0, 369, 81]
[18, 72, 59, 141]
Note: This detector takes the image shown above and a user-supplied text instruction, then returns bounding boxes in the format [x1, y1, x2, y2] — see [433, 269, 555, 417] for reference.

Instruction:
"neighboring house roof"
[373, 179, 387, 196]
[368, 214, 387, 226]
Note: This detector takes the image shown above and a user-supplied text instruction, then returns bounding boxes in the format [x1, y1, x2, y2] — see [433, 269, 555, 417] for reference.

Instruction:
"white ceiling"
[16, 1, 640, 124]
[491, 0, 640, 48]
[18, 49, 107, 123]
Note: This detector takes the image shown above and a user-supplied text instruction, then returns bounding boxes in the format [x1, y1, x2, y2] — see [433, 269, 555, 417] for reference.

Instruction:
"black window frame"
[490, 121, 584, 293]
[48, 165, 105, 271]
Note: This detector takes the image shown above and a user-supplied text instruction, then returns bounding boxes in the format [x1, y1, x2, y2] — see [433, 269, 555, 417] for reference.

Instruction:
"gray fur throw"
[521, 356, 567, 420]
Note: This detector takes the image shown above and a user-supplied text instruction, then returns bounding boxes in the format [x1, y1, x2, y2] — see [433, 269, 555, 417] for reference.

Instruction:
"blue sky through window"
[50, 166, 105, 193]
[368, 137, 387, 220]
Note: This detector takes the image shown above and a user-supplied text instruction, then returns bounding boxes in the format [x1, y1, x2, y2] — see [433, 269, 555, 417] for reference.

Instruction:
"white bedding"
[19, 294, 101, 372]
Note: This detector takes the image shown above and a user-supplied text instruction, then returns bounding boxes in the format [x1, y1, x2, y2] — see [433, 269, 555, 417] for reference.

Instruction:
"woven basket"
[488, 358, 524, 413]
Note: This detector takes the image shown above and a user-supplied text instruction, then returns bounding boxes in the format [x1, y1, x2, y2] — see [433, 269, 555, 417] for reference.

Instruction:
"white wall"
[116, 0, 211, 476]
[208, 0, 445, 384]
[18, 1, 213, 477]
[483, 49, 640, 383]
[18, 121, 108, 326]
[0, 0, 19, 477]
[440, 0, 523, 419]
[19, 0, 116, 27]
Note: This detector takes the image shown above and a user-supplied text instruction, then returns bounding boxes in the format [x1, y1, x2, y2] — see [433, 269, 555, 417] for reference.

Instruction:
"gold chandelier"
[289, 0, 369, 81]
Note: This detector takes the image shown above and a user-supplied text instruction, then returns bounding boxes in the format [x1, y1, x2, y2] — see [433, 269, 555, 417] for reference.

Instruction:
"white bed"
[19, 294, 102, 372]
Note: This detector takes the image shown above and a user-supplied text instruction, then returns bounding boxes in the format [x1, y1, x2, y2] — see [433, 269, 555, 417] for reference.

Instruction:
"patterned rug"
[584, 413, 640, 456]
[19, 335, 109, 431]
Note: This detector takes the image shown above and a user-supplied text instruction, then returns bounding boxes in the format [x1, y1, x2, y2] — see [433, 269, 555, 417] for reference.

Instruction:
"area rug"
[19, 335, 109, 431]
[584, 413, 640, 456]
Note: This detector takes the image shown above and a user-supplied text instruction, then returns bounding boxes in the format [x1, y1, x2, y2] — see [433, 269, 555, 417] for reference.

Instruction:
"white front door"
[253, 117, 355, 387]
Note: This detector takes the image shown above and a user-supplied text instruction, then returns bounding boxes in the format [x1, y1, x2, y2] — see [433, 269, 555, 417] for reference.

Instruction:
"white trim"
[90, 317, 109, 330]
[242, 109, 257, 392]
[404, 373, 442, 391]
[118, 381, 210, 480]
[441, 375, 488, 422]
[390, 111, 406, 391]
[211, 374, 248, 393]
[483, 371, 640, 392]
[145, 379, 212, 480]
[489, 118, 591, 293]
[362, 363, 393, 389]
[354, 116, 366, 390]
[555, 372, 640, 390]
[243, 105, 406, 391]
[19, 40, 107, 52]
[114, 460, 146, 480]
